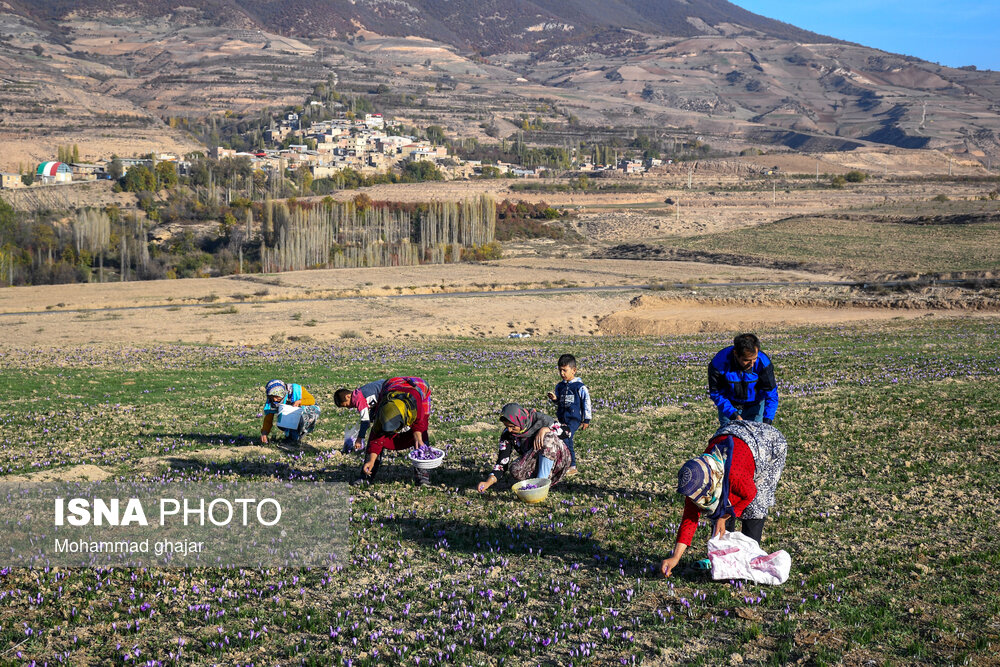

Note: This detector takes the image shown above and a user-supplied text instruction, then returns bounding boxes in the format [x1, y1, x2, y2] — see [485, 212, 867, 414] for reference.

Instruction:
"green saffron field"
[655, 206, 1000, 276]
[0, 318, 998, 665]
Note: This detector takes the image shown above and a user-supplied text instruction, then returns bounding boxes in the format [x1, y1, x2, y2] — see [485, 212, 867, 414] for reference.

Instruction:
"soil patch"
[6, 464, 113, 483]
[597, 294, 979, 335]
[458, 422, 496, 433]
[138, 446, 274, 473]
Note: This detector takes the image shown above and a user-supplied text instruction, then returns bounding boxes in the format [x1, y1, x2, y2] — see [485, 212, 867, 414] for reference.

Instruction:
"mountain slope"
[11, 0, 839, 53]
[0, 0, 997, 165]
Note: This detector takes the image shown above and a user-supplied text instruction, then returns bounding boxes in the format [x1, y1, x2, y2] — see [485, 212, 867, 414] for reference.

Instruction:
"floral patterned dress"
[493, 411, 571, 486]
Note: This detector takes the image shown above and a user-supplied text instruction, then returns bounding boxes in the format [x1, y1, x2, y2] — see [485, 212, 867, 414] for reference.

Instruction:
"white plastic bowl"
[512, 477, 551, 504]
[408, 447, 445, 470]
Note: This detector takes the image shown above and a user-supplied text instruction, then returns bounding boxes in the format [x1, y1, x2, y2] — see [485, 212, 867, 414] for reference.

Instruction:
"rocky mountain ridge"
[0, 0, 998, 166]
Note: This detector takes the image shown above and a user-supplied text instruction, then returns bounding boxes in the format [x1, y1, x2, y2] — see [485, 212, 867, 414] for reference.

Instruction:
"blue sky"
[732, 0, 1000, 71]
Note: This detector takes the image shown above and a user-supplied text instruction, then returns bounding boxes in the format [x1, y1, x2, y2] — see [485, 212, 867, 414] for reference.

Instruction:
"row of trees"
[449, 133, 714, 170]
[115, 156, 447, 209]
[0, 198, 162, 286]
[260, 195, 497, 271]
[0, 188, 503, 286]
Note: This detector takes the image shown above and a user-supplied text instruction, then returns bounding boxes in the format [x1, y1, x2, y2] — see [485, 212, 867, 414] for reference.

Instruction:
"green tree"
[0, 196, 16, 243]
[107, 158, 124, 180]
[295, 165, 313, 194]
[122, 165, 156, 192]
[401, 161, 443, 182]
[155, 161, 178, 189]
[426, 125, 446, 145]
[844, 170, 868, 183]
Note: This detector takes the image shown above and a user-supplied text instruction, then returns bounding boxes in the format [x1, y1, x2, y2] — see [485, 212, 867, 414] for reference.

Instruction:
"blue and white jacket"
[551, 377, 592, 426]
[707, 347, 779, 422]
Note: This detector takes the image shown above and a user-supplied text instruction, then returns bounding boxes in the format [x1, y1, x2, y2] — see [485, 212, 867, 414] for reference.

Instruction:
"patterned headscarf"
[265, 379, 288, 402]
[677, 451, 726, 512]
[500, 403, 533, 434]
[375, 392, 417, 433]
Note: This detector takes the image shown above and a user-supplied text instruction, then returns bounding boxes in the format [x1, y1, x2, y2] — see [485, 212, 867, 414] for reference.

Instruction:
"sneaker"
[565, 466, 579, 477]
[350, 476, 371, 488]
[414, 470, 432, 487]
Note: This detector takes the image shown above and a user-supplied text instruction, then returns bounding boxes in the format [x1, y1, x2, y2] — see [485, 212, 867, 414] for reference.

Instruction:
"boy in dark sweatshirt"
[546, 353, 591, 476]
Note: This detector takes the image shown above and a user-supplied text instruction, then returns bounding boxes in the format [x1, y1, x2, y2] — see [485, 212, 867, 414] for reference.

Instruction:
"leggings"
[724, 516, 766, 544]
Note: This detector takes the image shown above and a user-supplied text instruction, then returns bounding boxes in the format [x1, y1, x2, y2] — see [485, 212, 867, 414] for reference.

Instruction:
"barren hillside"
[1, 2, 998, 170]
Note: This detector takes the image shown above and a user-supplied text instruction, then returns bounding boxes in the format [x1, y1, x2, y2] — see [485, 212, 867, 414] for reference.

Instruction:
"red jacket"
[677, 435, 757, 546]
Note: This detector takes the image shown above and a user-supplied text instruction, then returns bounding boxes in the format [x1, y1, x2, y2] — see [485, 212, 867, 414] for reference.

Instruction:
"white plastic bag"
[344, 423, 360, 450]
[707, 531, 791, 585]
[276, 403, 302, 430]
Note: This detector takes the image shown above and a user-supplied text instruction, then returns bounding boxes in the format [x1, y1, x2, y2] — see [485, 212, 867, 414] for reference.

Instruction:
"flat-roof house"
[0, 173, 25, 189]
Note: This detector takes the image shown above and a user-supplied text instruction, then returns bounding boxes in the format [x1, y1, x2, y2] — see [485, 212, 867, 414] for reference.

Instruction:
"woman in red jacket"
[353, 377, 432, 487]
[660, 421, 788, 577]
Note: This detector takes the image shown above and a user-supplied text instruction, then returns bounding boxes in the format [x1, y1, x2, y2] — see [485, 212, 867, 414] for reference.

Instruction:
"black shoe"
[350, 476, 371, 488]
[414, 469, 431, 487]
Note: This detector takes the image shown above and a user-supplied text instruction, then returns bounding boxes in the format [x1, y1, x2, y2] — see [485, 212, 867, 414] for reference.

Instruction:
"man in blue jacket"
[707, 333, 778, 426]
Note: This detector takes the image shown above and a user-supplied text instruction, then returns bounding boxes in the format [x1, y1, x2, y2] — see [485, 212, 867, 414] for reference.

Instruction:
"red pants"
[367, 430, 429, 456]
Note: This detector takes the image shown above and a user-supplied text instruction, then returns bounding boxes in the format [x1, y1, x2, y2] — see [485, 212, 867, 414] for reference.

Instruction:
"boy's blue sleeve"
[580, 384, 592, 422]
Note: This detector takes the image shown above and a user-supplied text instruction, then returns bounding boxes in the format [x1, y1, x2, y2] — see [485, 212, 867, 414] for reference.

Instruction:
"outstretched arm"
[260, 414, 274, 444]
[660, 542, 687, 577]
[662, 498, 702, 576]
[478, 474, 497, 493]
